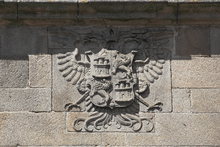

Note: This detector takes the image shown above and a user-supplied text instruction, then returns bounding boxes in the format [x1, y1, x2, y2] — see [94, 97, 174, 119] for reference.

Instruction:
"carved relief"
[57, 46, 166, 132]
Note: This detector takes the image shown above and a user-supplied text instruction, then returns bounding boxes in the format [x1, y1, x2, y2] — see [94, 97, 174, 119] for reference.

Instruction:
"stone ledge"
[3, 0, 220, 3]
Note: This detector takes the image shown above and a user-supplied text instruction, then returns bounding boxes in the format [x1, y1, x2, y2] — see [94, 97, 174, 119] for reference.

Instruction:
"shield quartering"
[85, 48, 137, 108]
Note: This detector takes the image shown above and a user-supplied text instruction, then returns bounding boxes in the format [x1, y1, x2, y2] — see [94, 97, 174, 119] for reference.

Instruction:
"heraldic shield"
[57, 47, 165, 132]
[85, 48, 136, 108]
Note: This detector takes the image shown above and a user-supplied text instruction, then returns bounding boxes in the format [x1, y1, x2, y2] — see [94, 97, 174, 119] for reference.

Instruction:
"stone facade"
[0, 1, 220, 146]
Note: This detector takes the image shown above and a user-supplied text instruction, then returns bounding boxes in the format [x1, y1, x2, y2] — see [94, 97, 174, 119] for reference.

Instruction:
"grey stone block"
[0, 88, 51, 112]
[0, 112, 101, 145]
[172, 89, 191, 113]
[0, 60, 28, 88]
[191, 89, 220, 113]
[211, 27, 220, 57]
[101, 133, 126, 146]
[127, 113, 220, 145]
[175, 26, 210, 57]
[18, 3, 77, 19]
[178, 3, 220, 24]
[0, 3, 17, 20]
[29, 55, 51, 88]
[172, 57, 220, 88]
[0, 27, 47, 58]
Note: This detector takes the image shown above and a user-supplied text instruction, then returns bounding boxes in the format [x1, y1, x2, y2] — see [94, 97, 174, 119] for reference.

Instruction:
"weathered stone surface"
[178, 3, 220, 24]
[0, 88, 51, 112]
[102, 133, 126, 146]
[48, 27, 174, 52]
[191, 89, 220, 113]
[78, 2, 161, 19]
[0, 60, 28, 88]
[127, 113, 220, 145]
[0, 112, 101, 145]
[66, 112, 155, 132]
[211, 27, 220, 57]
[172, 58, 220, 88]
[172, 89, 191, 113]
[0, 27, 47, 58]
[18, 3, 77, 19]
[29, 55, 51, 88]
[0, 3, 17, 20]
[175, 27, 210, 57]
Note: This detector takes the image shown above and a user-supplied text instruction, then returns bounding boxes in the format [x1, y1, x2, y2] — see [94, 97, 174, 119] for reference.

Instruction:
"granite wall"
[0, 1, 219, 147]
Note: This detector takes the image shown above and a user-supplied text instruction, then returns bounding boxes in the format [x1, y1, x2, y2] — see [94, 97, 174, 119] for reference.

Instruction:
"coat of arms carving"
[57, 47, 166, 132]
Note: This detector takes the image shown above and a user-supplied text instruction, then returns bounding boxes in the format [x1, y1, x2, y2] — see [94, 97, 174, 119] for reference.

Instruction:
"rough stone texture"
[0, 88, 51, 112]
[172, 89, 191, 113]
[0, 3, 17, 21]
[178, 3, 220, 24]
[126, 113, 220, 146]
[210, 27, 220, 57]
[175, 27, 210, 57]
[0, 27, 47, 58]
[172, 57, 220, 88]
[18, 3, 77, 19]
[78, 2, 176, 23]
[0, 60, 28, 88]
[101, 133, 126, 146]
[191, 89, 220, 113]
[29, 55, 51, 88]
[0, 112, 101, 145]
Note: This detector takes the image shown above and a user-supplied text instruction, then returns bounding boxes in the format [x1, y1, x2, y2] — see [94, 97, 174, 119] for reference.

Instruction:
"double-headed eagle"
[57, 48, 165, 132]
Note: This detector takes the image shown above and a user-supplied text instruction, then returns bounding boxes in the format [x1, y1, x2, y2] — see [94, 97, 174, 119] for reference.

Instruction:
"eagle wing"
[57, 48, 84, 85]
[135, 49, 167, 93]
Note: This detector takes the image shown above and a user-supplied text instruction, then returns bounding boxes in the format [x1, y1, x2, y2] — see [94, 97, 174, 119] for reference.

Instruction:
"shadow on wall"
[0, 26, 219, 60]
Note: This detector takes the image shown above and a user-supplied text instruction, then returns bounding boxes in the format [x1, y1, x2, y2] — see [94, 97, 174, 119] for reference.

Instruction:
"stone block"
[78, 2, 156, 19]
[211, 27, 220, 57]
[175, 26, 210, 57]
[178, 3, 220, 24]
[29, 55, 51, 88]
[126, 113, 220, 146]
[0, 60, 28, 88]
[18, 3, 77, 19]
[77, 2, 176, 25]
[0, 112, 101, 145]
[101, 133, 126, 146]
[191, 89, 220, 113]
[172, 58, 220, 88]
[0, 27, 47, 58]
[0, 3, 17, 20]
[172, 89, 191, 113]
[0, 88, 51, 112]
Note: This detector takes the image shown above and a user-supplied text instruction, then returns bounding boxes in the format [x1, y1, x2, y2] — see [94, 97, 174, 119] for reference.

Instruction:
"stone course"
[0, 1, 219, 147]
